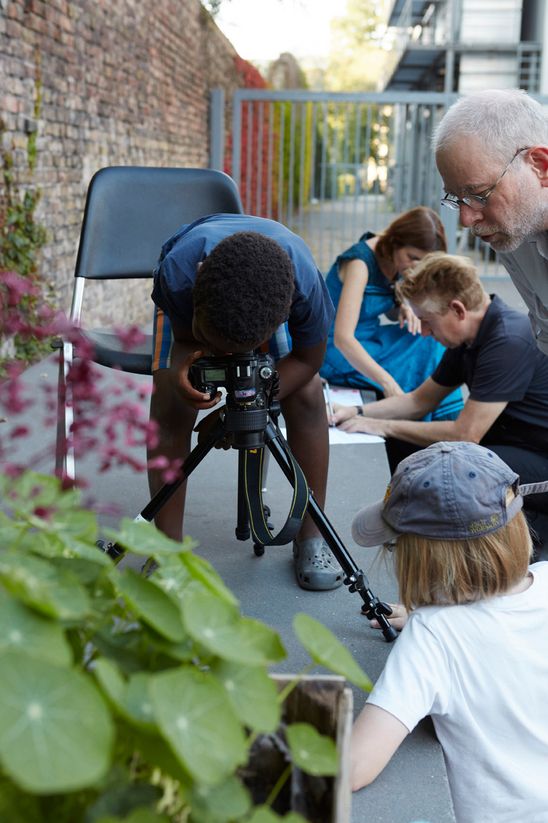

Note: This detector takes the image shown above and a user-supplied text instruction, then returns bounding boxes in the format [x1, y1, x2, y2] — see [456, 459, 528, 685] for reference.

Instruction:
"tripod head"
[189, 351, 279, 448]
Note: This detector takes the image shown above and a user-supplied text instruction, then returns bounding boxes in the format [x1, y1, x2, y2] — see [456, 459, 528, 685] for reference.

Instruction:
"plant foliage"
[0, 471, 371, 822]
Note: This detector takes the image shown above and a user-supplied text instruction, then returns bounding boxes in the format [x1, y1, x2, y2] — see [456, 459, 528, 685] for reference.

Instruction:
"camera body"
[189, 351, 276, 407]
[189, 352, 278, 447]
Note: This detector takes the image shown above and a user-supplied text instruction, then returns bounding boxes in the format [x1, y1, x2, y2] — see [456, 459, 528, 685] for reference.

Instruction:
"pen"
[322, 378, 334, 424]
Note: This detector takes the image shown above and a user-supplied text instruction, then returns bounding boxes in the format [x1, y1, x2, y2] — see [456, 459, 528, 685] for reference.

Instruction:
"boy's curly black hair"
[193, 232, 295, 346]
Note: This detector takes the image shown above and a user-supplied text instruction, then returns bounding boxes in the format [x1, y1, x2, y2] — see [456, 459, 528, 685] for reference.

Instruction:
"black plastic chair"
[55, 165, 243, 480]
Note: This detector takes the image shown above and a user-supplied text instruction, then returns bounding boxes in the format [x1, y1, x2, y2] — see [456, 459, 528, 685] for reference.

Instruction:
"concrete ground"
[2, 273, 528, 823]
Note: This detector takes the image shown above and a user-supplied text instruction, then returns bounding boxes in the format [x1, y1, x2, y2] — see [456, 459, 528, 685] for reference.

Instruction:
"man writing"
[332, 252, 548, 551]
[149, 213, 343, 591]
[433, 88, 548, 352]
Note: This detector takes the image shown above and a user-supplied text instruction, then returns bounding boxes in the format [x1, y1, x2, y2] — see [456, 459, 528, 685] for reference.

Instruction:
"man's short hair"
[394, 509, 532, 611]
[396, 252, 485, 313]
[433, 88, 548, 165]
[193, 231, 295, 347]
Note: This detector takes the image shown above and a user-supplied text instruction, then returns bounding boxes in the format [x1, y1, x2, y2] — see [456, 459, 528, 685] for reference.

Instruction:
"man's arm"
[341, 396, 508, 446]
[350, 703, 409, 790]
[333, 377, 452, 425]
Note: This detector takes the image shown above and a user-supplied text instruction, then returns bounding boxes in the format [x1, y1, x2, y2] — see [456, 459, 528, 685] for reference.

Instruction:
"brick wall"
[0, 0, 241, 325]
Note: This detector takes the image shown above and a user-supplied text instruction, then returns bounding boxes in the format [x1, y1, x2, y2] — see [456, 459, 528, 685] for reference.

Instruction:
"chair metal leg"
[55, 339, 76, 482]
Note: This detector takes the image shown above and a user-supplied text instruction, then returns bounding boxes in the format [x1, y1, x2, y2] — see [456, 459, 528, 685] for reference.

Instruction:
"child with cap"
[350, 441, 548, 822]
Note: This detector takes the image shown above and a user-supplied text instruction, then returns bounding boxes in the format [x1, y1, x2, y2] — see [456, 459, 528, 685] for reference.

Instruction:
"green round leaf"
[189, 774, 250, 822]
[182, 590, 285, 665]
[180, 552, 238, 606]
[213, 661, 280, 732]
[106, 519, 195, 557]
[285, 722, 338, 777]
[246, 808, 308, 823]
[0, 651, 114, 793]
[150, 666, 247, 785]
[112, 568, 185, 642]
[0, 590, 72, 667]
[293, 613, 372, 691]
[0, 552, 90, 620]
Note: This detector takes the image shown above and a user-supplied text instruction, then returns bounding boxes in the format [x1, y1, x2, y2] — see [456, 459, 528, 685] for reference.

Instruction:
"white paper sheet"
[322, 384, 385, 445]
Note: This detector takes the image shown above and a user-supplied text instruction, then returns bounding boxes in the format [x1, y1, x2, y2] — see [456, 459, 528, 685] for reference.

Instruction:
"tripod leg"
[264, 422, 397, 642]
[235, 451, 251, 541]
[140, 416, 228, 523]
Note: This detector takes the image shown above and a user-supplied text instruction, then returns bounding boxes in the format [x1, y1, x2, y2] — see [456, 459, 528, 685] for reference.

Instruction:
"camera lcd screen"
[203, 368, 226, 381]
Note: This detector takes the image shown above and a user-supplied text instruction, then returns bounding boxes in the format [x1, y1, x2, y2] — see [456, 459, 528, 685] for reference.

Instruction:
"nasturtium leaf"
[124, 673, 157, 730]
[106, 518, 195, 557]
[0, 551, 90, 620]
[285, 722, 338, 776]
[150, 666, 247, 786]
[0, 650, 114, 793]
[212, 660, 280, 732]
[182, 590, 285, 665]
[94, 657, 127, 710]
[111, 568, 185, 642]
[180, 552, 238, 606]
[0, 590, 72, 667]
[246, 808, 308, 823]
[188, 774, 251, 823]
[293, 613, 372, 691]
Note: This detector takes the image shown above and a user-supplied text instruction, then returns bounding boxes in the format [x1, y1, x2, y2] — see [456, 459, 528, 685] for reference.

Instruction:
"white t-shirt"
[499, 233, 548, 355]
[367, 561, 548, 823]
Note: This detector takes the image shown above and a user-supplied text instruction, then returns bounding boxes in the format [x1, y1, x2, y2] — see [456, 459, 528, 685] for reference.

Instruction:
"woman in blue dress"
[320, 206, 462, 420]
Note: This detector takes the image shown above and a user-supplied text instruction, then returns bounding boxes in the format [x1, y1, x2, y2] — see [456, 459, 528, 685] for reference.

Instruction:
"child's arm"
[350, 703, 409, 791]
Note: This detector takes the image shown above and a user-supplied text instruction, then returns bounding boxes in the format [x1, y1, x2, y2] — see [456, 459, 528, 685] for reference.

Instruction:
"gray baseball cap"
[352, 441, 546, 546]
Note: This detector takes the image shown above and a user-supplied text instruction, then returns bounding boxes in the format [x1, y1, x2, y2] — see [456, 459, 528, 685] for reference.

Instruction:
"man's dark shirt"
[433, 295, 548, 433]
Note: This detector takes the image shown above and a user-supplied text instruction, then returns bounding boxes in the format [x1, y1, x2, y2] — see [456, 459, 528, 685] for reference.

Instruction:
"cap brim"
[351, 500, 400, 547]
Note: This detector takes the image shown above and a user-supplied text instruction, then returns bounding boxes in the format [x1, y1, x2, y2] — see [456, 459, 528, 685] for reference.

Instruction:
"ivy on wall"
[0, 73, 50, 370]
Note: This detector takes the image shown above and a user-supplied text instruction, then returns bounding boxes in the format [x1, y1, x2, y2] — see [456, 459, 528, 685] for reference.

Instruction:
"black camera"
[189, 352, 278, 447]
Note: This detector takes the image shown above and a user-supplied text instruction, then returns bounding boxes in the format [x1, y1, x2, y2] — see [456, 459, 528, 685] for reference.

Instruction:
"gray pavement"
[2, 273, 527, 822]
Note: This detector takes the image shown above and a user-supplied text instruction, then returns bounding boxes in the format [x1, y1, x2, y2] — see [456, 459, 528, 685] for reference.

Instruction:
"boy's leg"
[282, 373, 343, 590]
[147, 307, 197, 542]
[148, 369, 197, 541]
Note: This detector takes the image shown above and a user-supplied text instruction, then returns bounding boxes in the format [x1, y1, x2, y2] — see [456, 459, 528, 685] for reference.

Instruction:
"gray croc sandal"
[293, 537, 344, 591]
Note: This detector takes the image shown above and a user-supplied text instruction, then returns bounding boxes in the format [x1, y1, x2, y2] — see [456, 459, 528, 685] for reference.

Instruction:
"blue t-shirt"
[433, 295, 548, 430]
[151, 213, 334, 349]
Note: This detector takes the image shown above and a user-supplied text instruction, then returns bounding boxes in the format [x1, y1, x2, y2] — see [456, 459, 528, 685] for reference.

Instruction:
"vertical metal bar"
[232, 92, 243, 191]
[209, 88, 225, 170]
[256, 101, 264, 216]
[351, 101, 362, 241]
[362, 103, 372, 232]
[245, 101, 253, 213]
[267, 101, 274, 220]
[309, 102, 318, 261]
[277, 102, 285, 224]
[287, 100, 296, 227]
[297, 102, 307, 237]
[318, 102, 328, 269]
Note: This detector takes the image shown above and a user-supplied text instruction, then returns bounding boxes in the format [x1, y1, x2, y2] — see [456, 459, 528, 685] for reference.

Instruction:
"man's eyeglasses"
[440, 147, 530, 212]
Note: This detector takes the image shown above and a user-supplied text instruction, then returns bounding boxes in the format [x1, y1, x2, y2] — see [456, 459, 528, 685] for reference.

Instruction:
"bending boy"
[148, 213, 343, 591]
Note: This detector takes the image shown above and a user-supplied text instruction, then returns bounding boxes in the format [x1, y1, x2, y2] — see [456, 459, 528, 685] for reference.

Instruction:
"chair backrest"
[74, 166, 244, 280]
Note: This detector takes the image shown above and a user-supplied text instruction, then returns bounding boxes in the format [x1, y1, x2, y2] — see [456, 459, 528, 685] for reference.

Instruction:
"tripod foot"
[253, 543, 265, 557]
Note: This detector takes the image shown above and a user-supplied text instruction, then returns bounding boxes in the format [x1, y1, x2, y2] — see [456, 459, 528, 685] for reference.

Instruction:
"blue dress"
[320, 233, 463, 421]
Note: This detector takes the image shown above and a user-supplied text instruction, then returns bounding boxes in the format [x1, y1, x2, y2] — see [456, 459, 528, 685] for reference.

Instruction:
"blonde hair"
[396, 252, 485, 313]
[392, 510, 532, 611]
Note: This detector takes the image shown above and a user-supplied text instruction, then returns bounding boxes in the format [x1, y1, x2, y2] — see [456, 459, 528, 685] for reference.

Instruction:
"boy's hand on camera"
[367, 603, 409, 632]
[178, 350, 221, 409]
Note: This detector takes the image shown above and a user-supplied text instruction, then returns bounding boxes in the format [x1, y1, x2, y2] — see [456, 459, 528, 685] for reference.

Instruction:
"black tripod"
[134, 399, 397, 643]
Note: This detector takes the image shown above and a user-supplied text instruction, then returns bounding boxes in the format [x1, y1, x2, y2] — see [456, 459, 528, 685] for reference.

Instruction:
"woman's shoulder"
[337, 233, 376, 266]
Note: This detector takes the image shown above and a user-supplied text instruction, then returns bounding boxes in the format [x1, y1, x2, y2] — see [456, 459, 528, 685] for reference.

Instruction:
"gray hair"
[433, 89, 548, 164]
